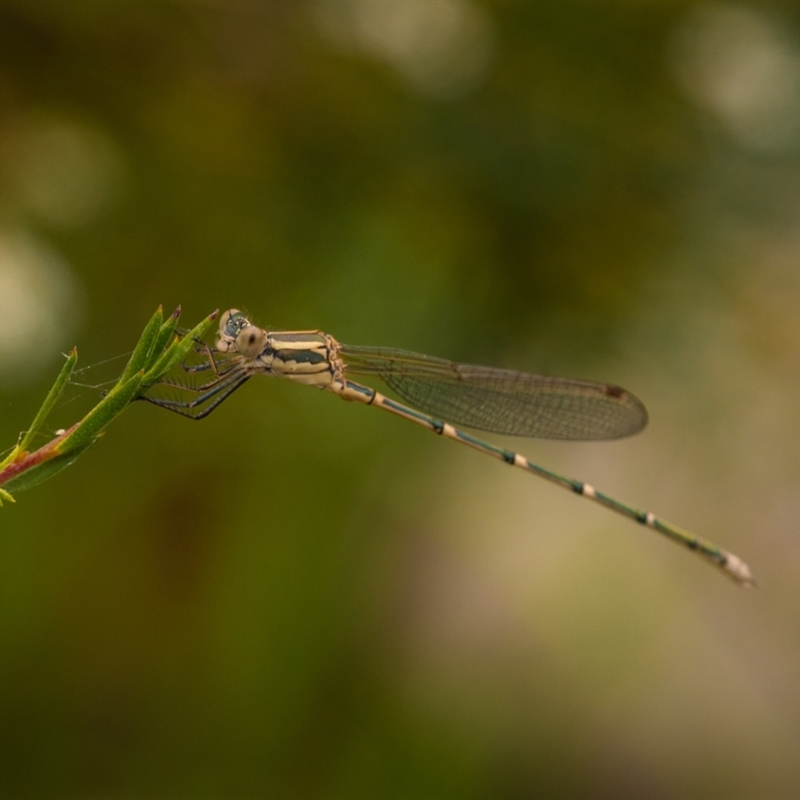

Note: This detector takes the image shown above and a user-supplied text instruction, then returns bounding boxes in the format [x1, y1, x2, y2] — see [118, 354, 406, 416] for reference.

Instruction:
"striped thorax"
[216, 309, 343, 387]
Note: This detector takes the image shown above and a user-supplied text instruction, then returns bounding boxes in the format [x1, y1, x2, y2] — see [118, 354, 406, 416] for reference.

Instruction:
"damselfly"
[145, 310, 755, 585]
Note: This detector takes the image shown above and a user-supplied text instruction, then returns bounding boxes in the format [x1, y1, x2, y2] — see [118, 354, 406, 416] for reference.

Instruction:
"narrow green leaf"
[0, 488, 15, 505]
[144, 306, 182, 373]
[120, 306, 163, 383]
[57, 370, 143, 454]
[141, 309, 218, 388]
[18, 349, 78, 454]
[0, 349, 78, 471]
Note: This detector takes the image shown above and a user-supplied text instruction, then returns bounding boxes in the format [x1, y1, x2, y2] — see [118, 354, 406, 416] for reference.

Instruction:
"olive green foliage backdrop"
[1, 2, 798, 797]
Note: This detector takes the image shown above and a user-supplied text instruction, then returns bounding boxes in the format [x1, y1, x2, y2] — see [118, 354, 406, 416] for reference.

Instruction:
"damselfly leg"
[142, 334, 250, 419]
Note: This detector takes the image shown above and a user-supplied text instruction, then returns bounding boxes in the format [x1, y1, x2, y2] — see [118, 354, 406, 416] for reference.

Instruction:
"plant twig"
[0, 306, 217, 504]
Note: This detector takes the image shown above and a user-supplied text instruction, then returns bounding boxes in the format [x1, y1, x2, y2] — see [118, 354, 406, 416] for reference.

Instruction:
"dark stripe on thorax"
[273, 348, 327, 365]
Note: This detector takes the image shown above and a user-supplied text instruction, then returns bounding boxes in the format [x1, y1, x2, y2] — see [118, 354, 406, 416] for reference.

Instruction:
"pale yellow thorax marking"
[255, 330, 344, 387]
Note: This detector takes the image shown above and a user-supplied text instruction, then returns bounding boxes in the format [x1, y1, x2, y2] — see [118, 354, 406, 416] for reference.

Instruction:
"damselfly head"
[216, 309, 266, 358]
[217, 309, 252, 353]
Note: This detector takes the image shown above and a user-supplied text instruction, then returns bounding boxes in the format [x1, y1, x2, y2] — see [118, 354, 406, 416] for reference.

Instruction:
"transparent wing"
[340, 345, 648, 440]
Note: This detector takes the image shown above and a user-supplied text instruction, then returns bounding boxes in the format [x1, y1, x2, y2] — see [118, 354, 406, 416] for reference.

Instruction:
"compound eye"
[236, 324, 266, 358]
[220, 308, 247, 335]
[219, 309, 238, 332]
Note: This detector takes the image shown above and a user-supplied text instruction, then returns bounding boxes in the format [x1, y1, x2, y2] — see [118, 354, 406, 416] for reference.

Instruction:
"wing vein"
[340, 345, 648, 440]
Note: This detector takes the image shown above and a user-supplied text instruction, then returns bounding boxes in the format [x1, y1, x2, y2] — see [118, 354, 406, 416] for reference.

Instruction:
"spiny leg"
[146, 375, 251, 419]
[176, 342, 227, 376]
[170, 328, 233, 376]
[142, 370, 250, 419]
[156, 363, 245, 394]
[145, 369, 246, 408]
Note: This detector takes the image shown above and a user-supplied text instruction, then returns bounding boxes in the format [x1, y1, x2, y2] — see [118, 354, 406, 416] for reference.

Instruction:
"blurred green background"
[1, 1, 799, 797]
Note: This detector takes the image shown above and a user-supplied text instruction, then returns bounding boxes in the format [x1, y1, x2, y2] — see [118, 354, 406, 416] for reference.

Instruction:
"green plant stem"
[0, 306, 217, 504]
